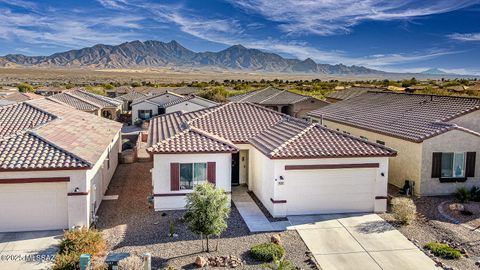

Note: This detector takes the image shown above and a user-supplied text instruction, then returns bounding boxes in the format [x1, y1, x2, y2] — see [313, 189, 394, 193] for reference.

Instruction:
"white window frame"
[179, 162, 207, 190]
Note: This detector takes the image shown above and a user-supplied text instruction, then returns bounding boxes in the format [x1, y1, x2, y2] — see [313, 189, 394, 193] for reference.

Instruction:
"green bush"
[455, 187, 471, 203]
[250, 243, 285, 262]
[17, 82, 34, 92]
[53, 228, 106, 270]
[424, 242, 461, 259]
[470, 186, 480, 202]
[262, 257, 295, 270]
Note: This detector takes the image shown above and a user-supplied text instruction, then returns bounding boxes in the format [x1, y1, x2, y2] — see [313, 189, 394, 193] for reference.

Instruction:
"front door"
[231, 152, 240, 186]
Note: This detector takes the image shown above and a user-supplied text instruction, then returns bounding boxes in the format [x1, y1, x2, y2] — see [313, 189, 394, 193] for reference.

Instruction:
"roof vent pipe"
[320, 114, 324, 125]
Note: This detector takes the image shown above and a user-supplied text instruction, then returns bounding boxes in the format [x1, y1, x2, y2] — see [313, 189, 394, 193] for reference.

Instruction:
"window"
[179, 163, 207, 190]
[138, 109, 152, 120]
[441, 153, 465, 178]
[376, 140, 385, 145]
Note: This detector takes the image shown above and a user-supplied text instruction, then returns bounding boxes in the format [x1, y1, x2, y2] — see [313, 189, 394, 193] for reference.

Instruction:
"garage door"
[285, 168, 376, 215]
[0, 182, 68, 232]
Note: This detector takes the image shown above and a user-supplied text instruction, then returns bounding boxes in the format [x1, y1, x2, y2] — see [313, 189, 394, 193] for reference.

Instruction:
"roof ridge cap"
[189, 126, 237, 149]
[269, 122, 316, 156]
[27, 131, 92, 167]
[64, 91, 102, 108]
[238, 87, 271, 102]
[258, 88, 285, 104]
[78, 90, 122, 106]
[24, 101, 59, 120]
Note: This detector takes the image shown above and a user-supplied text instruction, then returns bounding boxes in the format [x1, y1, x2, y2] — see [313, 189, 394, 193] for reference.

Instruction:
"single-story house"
[48, 90, 123, 120]
[228, 87, 329, 118]
[146, 103, 396, 217]
[308, 92, 480, 196]
[0, 99, 122, 232]
[131, 92, 218, 124]
[325, 87, 380, 103]
[35, 87, 65, 96]
[0, 91, 43, 106]
[117, 91, 148, 111]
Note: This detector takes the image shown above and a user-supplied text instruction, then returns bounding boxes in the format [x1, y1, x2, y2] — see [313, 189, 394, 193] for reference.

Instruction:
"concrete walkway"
[289, 214, 438, 270]
[0, 230, 62, 270]
[231, 186, 290, 232]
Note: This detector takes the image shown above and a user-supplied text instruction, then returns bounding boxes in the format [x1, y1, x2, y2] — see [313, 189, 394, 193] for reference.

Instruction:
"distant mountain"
[0, 40, 382, 74]
[420, 68, 449, 75]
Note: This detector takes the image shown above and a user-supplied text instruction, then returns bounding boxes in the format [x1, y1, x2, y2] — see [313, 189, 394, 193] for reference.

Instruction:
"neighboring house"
[117, 91, 148, 111]
[48, 90, 123, 120]
[131, 92, 218, 124]
[228, 87, 329, 118]
[35, 87, 65, 96]
[106, 86, 202, 98]
[0, 99, 122, 232]
[0, 91, 43, 106]
[326, 87, 379, 103]
[146, 102, 396, 217]
[309, 92, 480, 196]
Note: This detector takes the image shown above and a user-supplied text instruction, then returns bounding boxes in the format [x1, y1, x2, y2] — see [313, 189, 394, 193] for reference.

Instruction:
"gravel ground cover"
[97, 163, 316, 269]
[380, 196, 480, 270]
[442, 201, 480, 229]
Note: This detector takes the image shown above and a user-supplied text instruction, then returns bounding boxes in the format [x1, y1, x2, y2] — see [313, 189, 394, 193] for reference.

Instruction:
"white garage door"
[0, 182, 68, 232]
[285, 168, 376, 215]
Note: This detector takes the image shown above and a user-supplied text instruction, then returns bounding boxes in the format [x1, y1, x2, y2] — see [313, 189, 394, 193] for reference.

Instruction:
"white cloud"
[448, 32, 480, 41]
[96, 0, 129, 9]
[229, 0, 480, 36]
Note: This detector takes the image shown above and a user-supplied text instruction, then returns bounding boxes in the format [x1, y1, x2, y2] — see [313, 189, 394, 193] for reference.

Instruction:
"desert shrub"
[250, 243, 285, 262]
[424, 242, 461, 259]
[391, 197, 416, 225]
[455, 187, 471, 203]
[53, 227, 106, 270]
[262, 257, 295, 270]
[470, 186, 480, 202]
[118, 255, 143, 270]
[17, 82, 34, 92]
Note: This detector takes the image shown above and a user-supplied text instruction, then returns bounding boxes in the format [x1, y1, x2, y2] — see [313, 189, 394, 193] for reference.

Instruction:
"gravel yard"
[96, 162, 315, 269]
[380, 196, 480, 270]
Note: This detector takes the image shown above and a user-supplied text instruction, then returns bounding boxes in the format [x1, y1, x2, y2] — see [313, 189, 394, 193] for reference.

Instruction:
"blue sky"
[1, 0, 480, 74]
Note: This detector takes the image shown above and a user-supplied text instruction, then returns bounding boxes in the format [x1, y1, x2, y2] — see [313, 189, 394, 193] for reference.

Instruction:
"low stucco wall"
[152, 153, 232, 210]
[318, 119, 423, 193]
[421, 129, 480, 195]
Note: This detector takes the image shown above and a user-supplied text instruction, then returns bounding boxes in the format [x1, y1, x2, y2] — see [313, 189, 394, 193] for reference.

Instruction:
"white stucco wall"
[0, 131, 121, 231]
[449, 110, 480, 133]
[166, 101, 208, 114]
[249, 147, 276, 214]
[152, 153, 232, 210]
[420, 129, 480, 195]
[132, 101, 160, 123]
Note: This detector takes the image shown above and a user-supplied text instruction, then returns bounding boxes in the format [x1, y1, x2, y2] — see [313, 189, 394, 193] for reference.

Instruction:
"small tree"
[17, 82, 34, 92]
[184, 182, 230, 252]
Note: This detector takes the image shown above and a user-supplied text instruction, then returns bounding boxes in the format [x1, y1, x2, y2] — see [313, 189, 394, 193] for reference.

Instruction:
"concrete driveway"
[0, 230, 62, 270]
[288, 214, 438, 270]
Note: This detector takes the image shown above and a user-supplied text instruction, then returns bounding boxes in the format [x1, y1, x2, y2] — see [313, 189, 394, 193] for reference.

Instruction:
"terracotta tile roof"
[251, 121, 396, 159]
[0, 132, 89, 170]
[148, 127, 238, 154]
[326, 87, 379, 101]
[309, 92, 480, 142]
[69, 90, 122, 108]
[0, 103, 55, 139]
[48, 92, 99, 111]
[0, 91, 43, 103]
[228, 87, 317, 105]
[0, 99, 122, 171]
[148, 102, 395, 158]
[117, 91, 147, 102]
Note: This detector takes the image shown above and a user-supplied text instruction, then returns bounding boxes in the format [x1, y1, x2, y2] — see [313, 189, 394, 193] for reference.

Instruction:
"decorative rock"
[195, 256, 207, 268]
[449, 203, 464, 211]
[271, 234, 282, 245]
[475, 260, 480, 266]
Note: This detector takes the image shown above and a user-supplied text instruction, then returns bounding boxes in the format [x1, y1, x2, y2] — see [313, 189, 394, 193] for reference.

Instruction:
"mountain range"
[0, 40, 381, 74]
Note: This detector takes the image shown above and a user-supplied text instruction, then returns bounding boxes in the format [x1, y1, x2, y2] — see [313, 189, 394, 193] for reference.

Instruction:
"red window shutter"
[170, 163, 180, 191]
[466, 152, 476, 177]
[431, 152, 442, 178]
[207, 162, 216, 185]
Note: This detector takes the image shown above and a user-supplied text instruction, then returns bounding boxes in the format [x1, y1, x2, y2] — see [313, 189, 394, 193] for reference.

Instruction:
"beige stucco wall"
[421, 129, 480, 195]
[317, 119, 423, 194]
